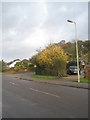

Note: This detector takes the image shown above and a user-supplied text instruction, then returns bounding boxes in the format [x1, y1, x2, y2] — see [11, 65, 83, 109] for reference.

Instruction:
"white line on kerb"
[29, 87, 60, 98]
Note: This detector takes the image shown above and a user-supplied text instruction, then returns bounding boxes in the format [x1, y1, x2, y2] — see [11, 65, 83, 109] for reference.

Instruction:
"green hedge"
[35, 67, 58, 76]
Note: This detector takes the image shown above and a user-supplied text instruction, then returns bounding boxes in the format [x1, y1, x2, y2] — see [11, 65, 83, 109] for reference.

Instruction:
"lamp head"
[67, 20, 73, 23]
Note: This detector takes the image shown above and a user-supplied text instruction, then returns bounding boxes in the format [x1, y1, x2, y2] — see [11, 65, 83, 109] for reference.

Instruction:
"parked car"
[67, 66, 78, 75]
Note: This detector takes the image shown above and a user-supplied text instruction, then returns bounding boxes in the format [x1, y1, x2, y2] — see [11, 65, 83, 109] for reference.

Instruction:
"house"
[7, 59, 21, 68]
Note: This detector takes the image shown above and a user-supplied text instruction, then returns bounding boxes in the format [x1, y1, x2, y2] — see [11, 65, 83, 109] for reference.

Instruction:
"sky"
[2, 2, 88, 62]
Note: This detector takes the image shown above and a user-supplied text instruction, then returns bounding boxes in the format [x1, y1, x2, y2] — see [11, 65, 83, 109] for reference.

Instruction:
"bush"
[36, 66, 58, 76]
[37, 44, 68, 77]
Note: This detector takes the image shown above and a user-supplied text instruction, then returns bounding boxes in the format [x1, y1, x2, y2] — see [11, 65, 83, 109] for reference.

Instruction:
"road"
[2, 74, 88, 118]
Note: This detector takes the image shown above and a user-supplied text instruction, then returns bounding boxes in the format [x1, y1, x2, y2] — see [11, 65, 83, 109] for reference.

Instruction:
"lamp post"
[67, 20, 80, 83]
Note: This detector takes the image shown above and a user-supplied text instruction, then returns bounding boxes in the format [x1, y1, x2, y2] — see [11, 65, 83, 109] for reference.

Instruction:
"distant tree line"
[0, 40, 89, 76]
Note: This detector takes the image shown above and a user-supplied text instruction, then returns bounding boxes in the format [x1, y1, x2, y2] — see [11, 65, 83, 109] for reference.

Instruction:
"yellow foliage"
[37, 44, 68, 68]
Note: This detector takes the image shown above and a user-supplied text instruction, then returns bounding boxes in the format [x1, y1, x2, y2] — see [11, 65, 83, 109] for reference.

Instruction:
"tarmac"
[6, 72, 89, 90]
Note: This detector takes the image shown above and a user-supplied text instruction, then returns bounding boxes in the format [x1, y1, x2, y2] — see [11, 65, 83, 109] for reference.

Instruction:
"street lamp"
[67, 20, 80, 83]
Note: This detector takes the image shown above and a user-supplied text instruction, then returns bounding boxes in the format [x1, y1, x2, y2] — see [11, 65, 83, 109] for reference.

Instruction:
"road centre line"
[9, 82, 18, 86]
[29, 87, 60, 98]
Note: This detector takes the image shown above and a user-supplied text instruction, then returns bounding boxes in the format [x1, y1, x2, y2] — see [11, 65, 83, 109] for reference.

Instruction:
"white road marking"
[29, 87, 60, 98]
[9, 82, 18, 86]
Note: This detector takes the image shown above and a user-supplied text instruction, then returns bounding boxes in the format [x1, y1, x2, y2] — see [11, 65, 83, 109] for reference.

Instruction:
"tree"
[0, 61, 2, 72]
[14, 60, 32, 72]
[37, 44, 68, 77]
[29, 54, 39, 71]
[29, 54, 38, 65]
[0, 60, 7, 72]
[14, 62, 22, 71]
[58, 41, 76, 61]
[58, 40, 89, 65]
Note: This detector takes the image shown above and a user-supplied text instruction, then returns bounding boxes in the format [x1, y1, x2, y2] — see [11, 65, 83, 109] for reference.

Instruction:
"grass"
[32, 74, 57, 79]
[74, 78, 90, 83]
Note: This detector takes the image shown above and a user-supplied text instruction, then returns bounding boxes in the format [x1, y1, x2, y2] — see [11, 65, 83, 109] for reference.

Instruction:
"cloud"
[2, 2, 88, 62]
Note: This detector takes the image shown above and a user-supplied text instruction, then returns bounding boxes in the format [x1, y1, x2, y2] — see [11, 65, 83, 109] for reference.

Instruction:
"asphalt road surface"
[2, 74, 88, 118]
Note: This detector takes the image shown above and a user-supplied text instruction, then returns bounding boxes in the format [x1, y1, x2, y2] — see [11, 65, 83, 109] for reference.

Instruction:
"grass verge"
[32, 74, 57, 79]
[73, 78, 90, 83]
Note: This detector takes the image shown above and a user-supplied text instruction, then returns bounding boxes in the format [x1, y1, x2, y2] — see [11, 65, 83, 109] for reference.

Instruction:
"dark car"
[67, 66, 78, 75]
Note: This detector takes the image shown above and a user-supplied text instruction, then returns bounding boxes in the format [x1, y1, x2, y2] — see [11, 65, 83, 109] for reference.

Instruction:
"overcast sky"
[2, 2, 88, 62]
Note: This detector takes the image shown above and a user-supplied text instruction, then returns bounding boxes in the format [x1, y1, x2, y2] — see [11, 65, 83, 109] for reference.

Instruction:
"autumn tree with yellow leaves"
[37, 44, 68, 77]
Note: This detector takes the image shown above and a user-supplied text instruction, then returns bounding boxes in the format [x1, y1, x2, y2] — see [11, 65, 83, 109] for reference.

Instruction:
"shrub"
[37, 44, 68, 77]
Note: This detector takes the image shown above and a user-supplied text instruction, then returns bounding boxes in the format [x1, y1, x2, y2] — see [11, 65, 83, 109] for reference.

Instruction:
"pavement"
[7, 72, 89, 89]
